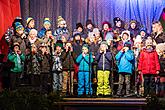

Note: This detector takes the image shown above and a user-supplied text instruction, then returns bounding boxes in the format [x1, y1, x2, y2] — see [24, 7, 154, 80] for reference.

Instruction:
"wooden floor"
[55, 97, 147, 110]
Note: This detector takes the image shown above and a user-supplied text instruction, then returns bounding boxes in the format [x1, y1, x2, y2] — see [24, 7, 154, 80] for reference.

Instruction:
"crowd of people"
[0, 16, 165, 98]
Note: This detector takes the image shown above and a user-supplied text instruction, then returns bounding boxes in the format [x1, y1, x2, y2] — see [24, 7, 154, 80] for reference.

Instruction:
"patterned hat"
[113, 17, 122, 24]
[15, 22, 24, 31]
[43, 18, 51, 25]
[26, 17, 34, 25]
[57, 16, 66, 26]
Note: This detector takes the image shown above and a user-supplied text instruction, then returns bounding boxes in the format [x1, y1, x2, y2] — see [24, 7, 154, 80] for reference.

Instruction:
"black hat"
[113, 17, 121, 25]
[76, 23, 83, 29]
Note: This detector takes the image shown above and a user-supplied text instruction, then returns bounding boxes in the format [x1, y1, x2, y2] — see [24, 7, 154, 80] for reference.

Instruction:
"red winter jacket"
[138, 48, 160, 74]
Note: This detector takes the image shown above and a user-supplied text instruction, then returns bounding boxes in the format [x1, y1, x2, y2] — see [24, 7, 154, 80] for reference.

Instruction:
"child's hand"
[17, 50, 22, 55]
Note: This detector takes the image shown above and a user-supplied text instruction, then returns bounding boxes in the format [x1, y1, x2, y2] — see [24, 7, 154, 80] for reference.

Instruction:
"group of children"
[0, 16, 165, 98]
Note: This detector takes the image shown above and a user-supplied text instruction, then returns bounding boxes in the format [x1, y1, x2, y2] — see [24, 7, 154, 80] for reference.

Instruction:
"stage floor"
[55, 97, 147, 110]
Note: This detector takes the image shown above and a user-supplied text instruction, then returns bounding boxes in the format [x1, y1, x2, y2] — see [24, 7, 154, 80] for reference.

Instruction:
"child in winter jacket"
[8, 43, 25, 90]
[76, 44, 93, 96]
[116, 41, 135, 97]
[138, 37, 160, 97]
[95, 41, 112, 96]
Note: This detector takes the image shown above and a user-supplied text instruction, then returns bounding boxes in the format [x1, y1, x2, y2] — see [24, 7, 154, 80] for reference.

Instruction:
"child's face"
[77, 27, 83, 33]
[152, 24, 158, 33]
[82, 47, 88, 54]
[89, 37, 95, 43]
[100, 44, 107, 51]
[28, 20, 35, 28]
[29, 31, 36, 40]
[116, 21, 121, 27]
[46, 31, 52, 37]
[87, 24, 93, 30]
[130, 23, 136, 29]
[17, 29, 24, 35]
[61, 36, 67, 43]
[40, 46, 47, 53]
[44, 23, 51, 30]
[140, 31, 146, 37]
[32, 45, 37, 53]
[122, 33, 129, 40]
[75, 35, 81, 41]
[56, 46, 62, 52]
[14, 46, 19, 53]
[103, 24, 109, 31]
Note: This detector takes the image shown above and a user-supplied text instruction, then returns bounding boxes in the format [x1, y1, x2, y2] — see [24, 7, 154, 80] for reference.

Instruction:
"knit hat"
[12, 17, 23, 28]
[61, 33, 69, 41]
[156, 43, 165, 52]
[73, 31, 81, 38]
[26, 17, 34, 26]
[121, 30, 130, 41]
[102, 21, 112, 28]
[55, 40, 63, 48]
[15, 22, 24, 31]
[101, 41, 108, 46]
[57, 16, 66, 26]
[76, 23, 83, 29]
[82, 44, 89, 49]
[139, 27, 147, 33]
[124, 41, 132, 48]
[43, 18, 51, 25]
[86, 19, 93, 26]
[113, 17, 122, 25]
[130, 20, 137, 24]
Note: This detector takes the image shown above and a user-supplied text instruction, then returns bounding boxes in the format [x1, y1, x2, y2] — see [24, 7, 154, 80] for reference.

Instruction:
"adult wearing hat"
[113, 17, 125, 34]
[138, 37, 160, 97]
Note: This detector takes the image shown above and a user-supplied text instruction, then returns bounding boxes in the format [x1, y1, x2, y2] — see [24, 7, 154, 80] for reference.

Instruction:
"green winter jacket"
[8, 52, 25, 73]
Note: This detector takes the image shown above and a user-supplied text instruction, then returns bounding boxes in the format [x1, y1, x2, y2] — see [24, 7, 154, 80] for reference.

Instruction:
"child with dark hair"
[8, 43, 25, 90]
[52, 40, 63, 94]
[61, 42, 77, 96]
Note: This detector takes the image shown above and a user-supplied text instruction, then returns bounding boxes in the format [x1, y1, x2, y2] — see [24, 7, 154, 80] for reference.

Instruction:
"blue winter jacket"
[76, 53, 93, 72]
[95, 51, 112, 71]
[115, 50, 135, 74]
[38, 28, 46, 38]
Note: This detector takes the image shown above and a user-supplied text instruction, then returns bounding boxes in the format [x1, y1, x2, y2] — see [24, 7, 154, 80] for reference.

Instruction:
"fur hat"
[15, 22, 24, 31]
[134, 35, 142, 44]
[26, 17, 34, 26]
[76, 23, 83, 29]
[113, 17, 122, 25]
[121, 30, 130, 41]
[43, 18, 51, 25]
